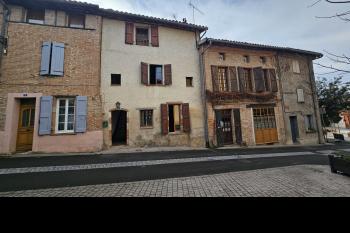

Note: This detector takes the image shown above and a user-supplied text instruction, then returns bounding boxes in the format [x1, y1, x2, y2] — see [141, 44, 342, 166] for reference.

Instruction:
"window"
[263, 69, 270, 92]
[218, 67, 229, 92]
[68, 14, 85, 28]
[243, 68, 253, 92]
[168, 105, 181, 133]
[56, 98, 75, 133]
[150, 65, 163, 85]
[305, 115, 315, 131]
[219, 53, 226, 61]
[253, 108, 277, 130]
[136, 27, 149, 46]
[26, 9, 45, 24]
[140, 110, 153, 128]
[297, 89, 305, 103]
[260, 56, 267, 64]
[111, 74, 121, 86]
[40, 42, 65, 76]
[243, 55, 250, 63]
[186, 77, 193, 87]
[293, 60, 300, 74]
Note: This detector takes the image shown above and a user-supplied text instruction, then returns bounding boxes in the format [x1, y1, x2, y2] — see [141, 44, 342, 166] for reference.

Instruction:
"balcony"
[206, 90, 277, 105]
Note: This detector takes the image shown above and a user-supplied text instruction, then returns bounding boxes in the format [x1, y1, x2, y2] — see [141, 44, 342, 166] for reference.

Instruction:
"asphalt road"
[0, 144, 344, 192]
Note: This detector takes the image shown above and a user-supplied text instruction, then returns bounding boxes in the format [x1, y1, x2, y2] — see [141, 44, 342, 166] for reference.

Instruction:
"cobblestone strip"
[1, 165, 349, 197]
[0, 152, 316, 175]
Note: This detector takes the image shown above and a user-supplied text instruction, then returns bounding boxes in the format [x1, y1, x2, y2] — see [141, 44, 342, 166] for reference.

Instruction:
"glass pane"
[21, 109, 30, 127]
[67, 123, 74, 131]
[59, 115, 65, 124]
[58, 123, 65, 131]
[30, 109, 35, 127]
[156, 67, 163, 84]
[59, 99, 66, 108]
[68, 114, 74, 123]
[68, 107, 75, 115]
[68, 99, 75, 107]
[59, 107, 66, 115]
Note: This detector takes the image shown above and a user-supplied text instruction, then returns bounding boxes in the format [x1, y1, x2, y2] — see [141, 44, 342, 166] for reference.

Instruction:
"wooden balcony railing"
[206, 90, 277, 105]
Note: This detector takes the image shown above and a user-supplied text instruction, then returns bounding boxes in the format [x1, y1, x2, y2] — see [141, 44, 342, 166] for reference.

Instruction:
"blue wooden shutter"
[40, 42, 52, 76]
[50, 42, 65, 76]
[39, 96, 53, 135]
[75, 96, 88, 133]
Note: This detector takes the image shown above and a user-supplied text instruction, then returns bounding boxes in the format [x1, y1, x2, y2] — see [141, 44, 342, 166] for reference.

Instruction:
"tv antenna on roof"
[188, 0, 204, 24]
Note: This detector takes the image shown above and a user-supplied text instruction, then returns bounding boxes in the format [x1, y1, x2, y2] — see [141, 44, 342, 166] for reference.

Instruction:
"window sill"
[52, 132, 77, 136]
[9, 21, 95, 31]
[140, 126, 154, 130]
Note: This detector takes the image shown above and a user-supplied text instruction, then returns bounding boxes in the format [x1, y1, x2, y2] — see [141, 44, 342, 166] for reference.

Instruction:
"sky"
[85, 0, 350, 81]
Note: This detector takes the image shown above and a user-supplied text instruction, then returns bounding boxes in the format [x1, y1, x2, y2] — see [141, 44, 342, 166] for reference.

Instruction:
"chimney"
[182, 18, 187, 23]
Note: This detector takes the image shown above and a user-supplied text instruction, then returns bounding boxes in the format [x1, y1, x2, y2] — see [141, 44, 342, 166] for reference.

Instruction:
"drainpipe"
[307, 58, 323, 144]
[198, 37, 212, 148]
[0, 0, 10, 70]
[275, 53, 288, 145]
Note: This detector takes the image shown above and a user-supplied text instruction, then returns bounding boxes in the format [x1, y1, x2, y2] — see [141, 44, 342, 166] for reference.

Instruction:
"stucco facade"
[101, 18, 206, 148]
[0, 2, 103, 154]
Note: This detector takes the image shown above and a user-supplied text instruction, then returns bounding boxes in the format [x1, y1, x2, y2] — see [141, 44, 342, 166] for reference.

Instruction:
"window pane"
[136, 28, 149, 46]
[58, 123, 65, 131]
[68, 99, 75, 107]
[156, 67, 163, 84]
[68, 107, 75, 115]
[69, 14, 85, 28]
[21, 109, 30, 127]
[59, 115, 65, 124]
[27, 9, 45, 24]
[67, 123, 74, 131]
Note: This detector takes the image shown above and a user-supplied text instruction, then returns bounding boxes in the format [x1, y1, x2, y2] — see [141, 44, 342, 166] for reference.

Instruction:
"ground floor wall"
[207, 102, 285, 147]
[102, 103, 205, 149]
[0, 92, 103, 155]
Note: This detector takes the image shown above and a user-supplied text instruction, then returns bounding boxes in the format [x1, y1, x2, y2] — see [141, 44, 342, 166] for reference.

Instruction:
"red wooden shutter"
[269, 69, 278, 92]
[161, 104, 169, 135]
[151, 25, 159, 47]
[211, 66, 219, 92]
[141, 62, 149, 85]
[182, 103, 191, 133]
[164, 64, 172, 85]
[253, 67, 265, 93]
[125, 22, 134, 45]
[229, 67, 238, 92]
[238, 67, 246, 93]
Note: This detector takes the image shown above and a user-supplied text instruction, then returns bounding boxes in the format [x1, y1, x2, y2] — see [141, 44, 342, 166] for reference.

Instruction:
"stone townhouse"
[98, 9, 208, 148]
[199, 38, 324, 147]
[0, 0, 103, 154]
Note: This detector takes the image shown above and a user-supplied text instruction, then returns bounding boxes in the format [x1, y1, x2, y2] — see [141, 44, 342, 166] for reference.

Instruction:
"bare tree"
[309, 0, 350, 75]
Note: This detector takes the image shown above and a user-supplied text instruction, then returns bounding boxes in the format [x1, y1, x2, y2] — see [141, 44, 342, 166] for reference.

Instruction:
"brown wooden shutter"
[141, 62, 149, 85]
[229, 67, 238, 92]
[125, 22, 134, 45]
[253, 67, 265, 93]
[211, 66, 219, 92]
[151, 25, 159, 47]
[238, 67, 246, 93]
[269, 69, 278, 92]
[161, 104, 169, 135]
[182, 103, 191, 133]
[164, 64, 172, 85]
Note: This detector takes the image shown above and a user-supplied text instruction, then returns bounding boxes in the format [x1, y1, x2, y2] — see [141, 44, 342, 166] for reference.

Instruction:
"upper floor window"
[260, 56, 267, 64]
[136, 27, 149, 46]
[68, 14, 85, 29]
[292, 60, 300, 74]
[218, 67, 229, 92]
[125, 22, 159, 47]
[243, 55, 250, 63]
[40, 41, 65, 76]
[26, 9, 45, 24]
[150, 65, 163, 85]
[242, 68, 253, 92]
[219, 53, 226, 61]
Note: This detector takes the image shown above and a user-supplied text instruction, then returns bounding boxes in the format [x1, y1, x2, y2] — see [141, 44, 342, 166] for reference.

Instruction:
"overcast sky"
[86, 0, 349, 81]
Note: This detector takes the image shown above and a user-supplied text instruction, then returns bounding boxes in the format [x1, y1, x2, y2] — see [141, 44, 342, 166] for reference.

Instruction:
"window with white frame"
[56, 98, 75, 133]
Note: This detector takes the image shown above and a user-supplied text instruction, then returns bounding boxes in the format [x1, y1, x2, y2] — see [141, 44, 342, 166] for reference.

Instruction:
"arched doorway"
[111, 110, 127, 145]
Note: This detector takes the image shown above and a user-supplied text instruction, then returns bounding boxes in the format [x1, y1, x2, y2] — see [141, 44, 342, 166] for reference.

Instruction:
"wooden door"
[16, 103, 36, 152]
[216, 110, 233, 145]
[233, 109, 242, 144]
[254, 108, 279, 145]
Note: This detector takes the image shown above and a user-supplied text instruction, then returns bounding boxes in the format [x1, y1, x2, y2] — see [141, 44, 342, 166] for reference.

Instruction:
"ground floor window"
[140, 110, 153, 128]
[253, 108, 278, 144]
[168, 104, 181, 133]
[305, 115, 315, 131]
[56, 98, 75, 133]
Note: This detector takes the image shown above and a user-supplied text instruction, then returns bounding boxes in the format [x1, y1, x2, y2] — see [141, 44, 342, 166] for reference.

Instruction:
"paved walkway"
[1, 165, 349, 197]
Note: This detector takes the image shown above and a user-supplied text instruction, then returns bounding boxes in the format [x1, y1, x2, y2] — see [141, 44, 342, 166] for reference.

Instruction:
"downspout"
[0, 0, 10, 70]
[307, 57, 323, 144]
[198, 36, 212, 148]
[275, 53, 288, 145]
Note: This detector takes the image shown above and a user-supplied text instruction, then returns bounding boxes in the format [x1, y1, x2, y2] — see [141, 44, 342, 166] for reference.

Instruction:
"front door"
[112, 110, 127, 145]
[290, 116, 299, 143]
[216, 110, 233, 146]
[16, 99, 36, 152]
